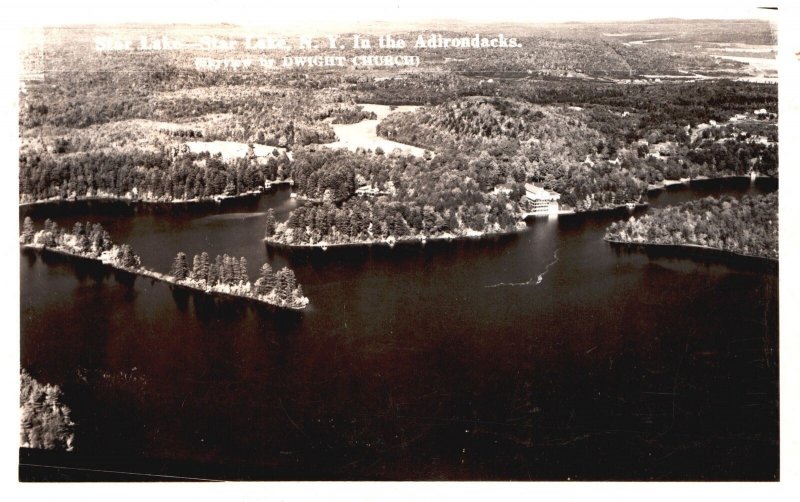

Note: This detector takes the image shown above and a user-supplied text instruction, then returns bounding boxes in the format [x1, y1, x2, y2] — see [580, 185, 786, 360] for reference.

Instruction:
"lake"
[19, 177, 778, 481]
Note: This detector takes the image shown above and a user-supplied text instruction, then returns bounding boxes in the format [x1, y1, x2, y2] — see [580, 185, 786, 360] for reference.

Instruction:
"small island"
[604, 193, 778, 261]
[20, 217, 309, 310]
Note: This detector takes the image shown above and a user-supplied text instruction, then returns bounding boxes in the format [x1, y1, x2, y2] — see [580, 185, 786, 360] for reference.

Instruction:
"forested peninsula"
[263, 148, 525, 248]
[604, 193, 778, 260]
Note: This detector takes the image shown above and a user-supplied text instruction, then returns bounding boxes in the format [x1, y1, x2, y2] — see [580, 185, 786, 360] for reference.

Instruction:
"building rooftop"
[525, 183, 561, 201]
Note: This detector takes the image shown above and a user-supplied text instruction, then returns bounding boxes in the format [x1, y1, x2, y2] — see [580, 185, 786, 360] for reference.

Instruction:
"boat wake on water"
[485, 248, 560, 288]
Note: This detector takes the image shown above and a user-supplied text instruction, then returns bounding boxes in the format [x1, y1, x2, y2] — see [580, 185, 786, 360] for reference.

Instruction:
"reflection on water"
[20, 179, 778, 480]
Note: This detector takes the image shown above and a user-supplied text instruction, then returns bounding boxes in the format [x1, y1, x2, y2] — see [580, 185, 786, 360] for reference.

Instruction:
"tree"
[208, 260, 219, 286]
[232, 258, 241, 284]
[192, 254, 202, 281]
[170, 252, 190, 280]
[220, 254, 232, 285]
[200, 252, 210, 280]
[91, 229, 105, 253]
[117, 245, 140, 269]
[275, 267, 298, 303]
[239, 257, 248, 284]
[101, 231, 113, 251]
[256, 263, 274, 296]
[43, 226, 56, 247]
[78, 233, 91, 253]
[264, 209, 277, 237]
[21, 217, 35, 244]
[213, 255, 224, 285]
[275, 268, 289, 303]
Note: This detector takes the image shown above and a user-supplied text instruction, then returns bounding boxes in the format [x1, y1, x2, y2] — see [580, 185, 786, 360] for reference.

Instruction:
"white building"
[355, 185, 385, 197]
[525, 183, 561, 214]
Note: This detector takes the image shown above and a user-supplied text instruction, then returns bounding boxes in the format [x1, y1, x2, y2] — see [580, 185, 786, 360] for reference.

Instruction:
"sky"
[11, 0, 779, 27]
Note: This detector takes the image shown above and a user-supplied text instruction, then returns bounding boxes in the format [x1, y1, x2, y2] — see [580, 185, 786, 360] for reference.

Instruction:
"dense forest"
[19, 147, 292, 204]
[266, 147, 524, 246]
[20, 370, 75, 451]
[377, 95, 776, 209]
[605, 193, 778, 260]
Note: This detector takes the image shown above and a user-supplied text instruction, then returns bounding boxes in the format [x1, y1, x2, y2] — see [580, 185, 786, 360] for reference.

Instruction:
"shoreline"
[264, 226, 525, 250]
[21, 243, 307, 311]
[604, 238, 778, 264]
[553, 201, 650, 215]
[646, 174, 774, 192]
[18, 180, 294, 208]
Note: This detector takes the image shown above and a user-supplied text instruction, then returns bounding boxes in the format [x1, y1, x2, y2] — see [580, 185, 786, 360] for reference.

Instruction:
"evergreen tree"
[283, 268, 297, 295]
[274, 267, 298, 303]
[232, 258, 241, 284]
[214, 255, 224, 284]
[200, 252, 210, 281]
[257, 263, 276, 295]
[275, 269, 289, 303]
[239, 257, 248, 284]
[208, 261, 219, 286]
[192, 254, 202, 281]
[264, 209, 277, 237]
[220, 254, 232, 285]
[118, 245, 140, 269]
[170, 252, 189, 280]
[265, 264, 277, 291]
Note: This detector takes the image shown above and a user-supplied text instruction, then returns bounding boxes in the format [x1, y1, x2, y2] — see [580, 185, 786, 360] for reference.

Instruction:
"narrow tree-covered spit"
[20, 218, 308, 309]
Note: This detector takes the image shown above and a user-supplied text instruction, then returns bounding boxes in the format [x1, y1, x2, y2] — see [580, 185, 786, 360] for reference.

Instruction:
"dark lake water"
[19, 177, 778, 481]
